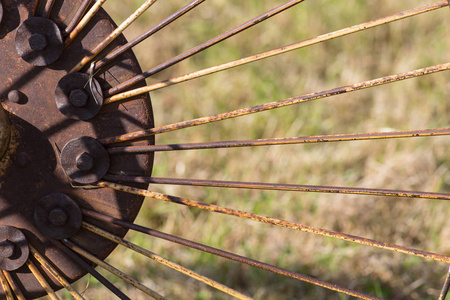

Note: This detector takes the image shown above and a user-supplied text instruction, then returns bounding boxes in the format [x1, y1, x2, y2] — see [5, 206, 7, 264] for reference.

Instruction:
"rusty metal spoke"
[94, 0, 206, 71]
[62, 0, 92, 36]
[50, 240, 131, 300]
[102, 174, 450, 201]
[43, 0, 56, 18]
[29, 246, 85, 300]
[100, 62, 450, 145]
[64, 0, 109, 48]
[63, 239, 167, 300]
[106, 128, 450, 153]
[105, 0, 306, 96]
[104, 0, 449, 104]
[0, 271, 14, 300]
[96, 181, 450, 264]
[70, 0, 158, 72]
[2, 271, 25, 300]
[81, 209, 382, 300]
[32, 0, 40, 16]
[81, 221, 253, 300]
[439, 267, 450, 300]
[27, 259, 59, 300]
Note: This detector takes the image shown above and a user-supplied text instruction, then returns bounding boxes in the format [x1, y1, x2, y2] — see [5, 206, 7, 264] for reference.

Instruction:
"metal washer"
[55, 72, 104, 121]
[15, 17, 64, 66]
[60, 136, 110, 184]
[34, 193, 82, 240]
[0, 226, 29, 271]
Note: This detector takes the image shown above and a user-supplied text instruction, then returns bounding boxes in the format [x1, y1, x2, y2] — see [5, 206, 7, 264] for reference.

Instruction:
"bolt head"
[76, 152, 94, 171]
[28, 33, 48, 51]
[16, 153, 30, 168]
[69, 89, 89, 108]
[0, 240, 15, 258]
[48, 208, 68, 226]
[7, 90, 21, 103]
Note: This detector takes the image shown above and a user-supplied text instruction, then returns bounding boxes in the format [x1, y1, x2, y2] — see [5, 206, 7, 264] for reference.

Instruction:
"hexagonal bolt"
[76, 152, 94, 171]
[28, 33, 48, 51]
[69, 89, 89, 108]
[48, 208, 68, 226]
[0, 240, 15, 259]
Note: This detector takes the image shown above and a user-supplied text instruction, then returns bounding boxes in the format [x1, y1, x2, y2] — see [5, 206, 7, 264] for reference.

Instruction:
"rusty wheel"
[0, 0, 449, 299]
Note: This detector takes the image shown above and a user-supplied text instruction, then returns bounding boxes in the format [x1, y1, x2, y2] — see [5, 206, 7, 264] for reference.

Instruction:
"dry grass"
[65, 1, 449, 299]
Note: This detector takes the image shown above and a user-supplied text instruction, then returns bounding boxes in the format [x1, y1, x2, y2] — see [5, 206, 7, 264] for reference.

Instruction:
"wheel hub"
[0, 0, 155, 297]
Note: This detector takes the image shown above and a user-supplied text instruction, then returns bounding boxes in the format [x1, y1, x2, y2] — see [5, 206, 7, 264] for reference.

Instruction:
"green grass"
[65, 1, 450, 299]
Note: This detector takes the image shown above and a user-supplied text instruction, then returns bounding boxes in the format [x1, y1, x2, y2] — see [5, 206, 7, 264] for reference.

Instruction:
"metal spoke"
[70, 0, 158, 72]
[43, 0, 56, 18]
[50, 240, 131, 300]
[105, 0, 306, 96]
[62, 0, 92, 36]
[82, 221, 253, 300]
[0, 271, 14, 300]
[100, 62, 450, 145]
[94, 0, 206, 71]
[64, 0, 109, 48]
[32, 0, 40, 16]
[27, 259, 59, 300]
[104, 0, 449, 104]
[102, 174, 450, 201]
[97, 181, 450, 264]
[439, 266, 450, 300]
[29, 246, 85, 300]
[2, 271, 25, 300]
[106, 128, 450, 153]
[81, 209, 382, 300]
[63, 239, 167, 300]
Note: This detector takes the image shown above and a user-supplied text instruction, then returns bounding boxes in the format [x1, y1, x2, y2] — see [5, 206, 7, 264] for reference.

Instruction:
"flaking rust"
[0, 0, 155, 297]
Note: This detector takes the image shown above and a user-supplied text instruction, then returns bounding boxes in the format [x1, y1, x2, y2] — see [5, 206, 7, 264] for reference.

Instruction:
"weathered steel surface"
[55, 72, 103, 120]
[34, 193, 82, 240]
[0, 0, 154, 297]
[61, 137, 110, 184]
[0, 226, 28, 271]
[15, 17, 64, 66]
[0, 105, 10, 160]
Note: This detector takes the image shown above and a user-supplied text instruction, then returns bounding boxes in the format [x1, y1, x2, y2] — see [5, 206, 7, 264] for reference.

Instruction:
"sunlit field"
[64, 1, 449, 299]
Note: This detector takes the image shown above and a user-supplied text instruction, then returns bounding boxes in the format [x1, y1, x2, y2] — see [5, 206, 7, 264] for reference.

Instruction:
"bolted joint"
[0, 240, 15, 259]
[28, 33, 48, 51]
[76, 152, 94, 171]
[48, 208, 68, 226]
[69, 89, 89, 107]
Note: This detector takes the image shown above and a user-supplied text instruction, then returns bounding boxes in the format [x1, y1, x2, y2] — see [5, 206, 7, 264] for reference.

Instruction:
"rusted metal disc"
[0, 226, 29, 271]
[61, 136, 110, 184]
[55, 73, 104, 120]
[34, 193, 82, 240]
[0, 105, 10, 160]
[15, 17, 64, 66]
[0, 0, 155, 297]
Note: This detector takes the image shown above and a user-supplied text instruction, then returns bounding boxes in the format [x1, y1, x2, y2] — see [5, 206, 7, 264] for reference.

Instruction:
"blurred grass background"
[68, 0, 449, 299]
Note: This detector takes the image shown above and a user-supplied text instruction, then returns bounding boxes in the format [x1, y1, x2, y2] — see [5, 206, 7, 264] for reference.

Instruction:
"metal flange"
[61, 136, 110, 184]
[34, 193, 82, 240]
[15, 17, 64, 66]
[0, 226, 29, 271]
[55, 72, 104, 120]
